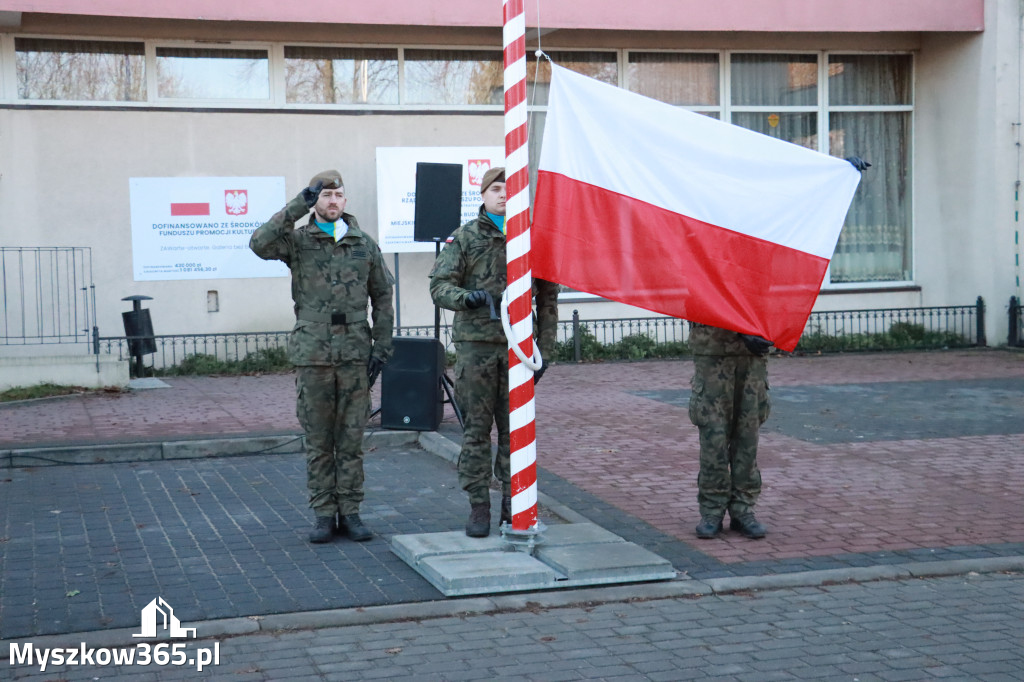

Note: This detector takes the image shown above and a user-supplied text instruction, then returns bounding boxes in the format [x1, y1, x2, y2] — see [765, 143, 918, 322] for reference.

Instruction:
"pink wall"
[3, 0, 984, 32]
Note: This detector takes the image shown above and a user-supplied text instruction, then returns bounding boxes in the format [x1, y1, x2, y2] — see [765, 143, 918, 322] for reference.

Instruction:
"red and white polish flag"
[532, 64, 861, 352]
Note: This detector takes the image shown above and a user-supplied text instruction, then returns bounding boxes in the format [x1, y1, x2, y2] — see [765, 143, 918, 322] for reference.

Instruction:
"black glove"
[845, 156, 871, 172]
[465, 290, 489, 309]
[300, 181, 324, 209]
[366, 356, 385, 387]
[533, 360, 549, 385]
[739, 334, 773, 356]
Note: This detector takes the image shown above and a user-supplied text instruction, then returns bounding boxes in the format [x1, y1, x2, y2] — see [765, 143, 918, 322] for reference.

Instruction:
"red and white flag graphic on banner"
[170, 202, 210, 216]
[531, 64, 862, 352]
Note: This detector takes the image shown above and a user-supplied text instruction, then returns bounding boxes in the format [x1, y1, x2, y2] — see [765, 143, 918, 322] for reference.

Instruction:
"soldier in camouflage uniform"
[250, 170, 394, 544]
[688, 322, 772, 539]
[429, 167, 559, 537]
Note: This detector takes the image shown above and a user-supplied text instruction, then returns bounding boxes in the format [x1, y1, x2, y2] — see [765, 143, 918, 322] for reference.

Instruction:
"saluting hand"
[300, 181, 324, 209]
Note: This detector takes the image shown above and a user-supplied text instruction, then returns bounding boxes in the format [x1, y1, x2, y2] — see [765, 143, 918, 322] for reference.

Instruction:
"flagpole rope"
[500, 289, 542, 369]
[503, 0, 538, 532]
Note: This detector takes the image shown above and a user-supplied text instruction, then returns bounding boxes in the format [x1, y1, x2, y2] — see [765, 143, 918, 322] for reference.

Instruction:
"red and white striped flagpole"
[502, 0, 538, 532]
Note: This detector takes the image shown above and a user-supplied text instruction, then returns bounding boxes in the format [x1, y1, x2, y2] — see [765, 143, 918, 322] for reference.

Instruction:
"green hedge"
[554, 325, 690, 362]
[155, 346, 291, 376]
[795, 321, 972, 353]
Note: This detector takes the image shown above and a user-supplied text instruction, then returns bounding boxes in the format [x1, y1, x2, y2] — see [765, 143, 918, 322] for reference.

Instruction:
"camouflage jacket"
[688, 322, 760, 357]
[250, 194, 394, 367]
[429, 205, 558, 357]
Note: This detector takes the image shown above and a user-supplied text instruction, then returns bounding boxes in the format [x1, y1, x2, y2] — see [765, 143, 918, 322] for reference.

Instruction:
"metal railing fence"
[93, 299, 986, 373]
[97, 331, 291, 373]
[1, 247, 97, 347]
[795, 298, 984, 353]
[556, 299, 983, 362]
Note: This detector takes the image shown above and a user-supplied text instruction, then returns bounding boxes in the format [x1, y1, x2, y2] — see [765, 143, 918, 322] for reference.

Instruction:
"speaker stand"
[440, 371, 463, 428]
[433, 241, 464, 430]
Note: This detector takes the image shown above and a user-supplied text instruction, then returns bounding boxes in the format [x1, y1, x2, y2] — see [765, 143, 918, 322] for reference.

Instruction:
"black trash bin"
[122, 295, 156, 376]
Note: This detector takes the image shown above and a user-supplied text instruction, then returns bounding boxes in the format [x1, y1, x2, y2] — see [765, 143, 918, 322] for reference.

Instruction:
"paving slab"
[392, 522, 676, 596]
[536, 541, 676, 582]
[417, 551, 562, 596]
[391, 530, 507, 566]
[538, 521, 626, 546]
[127, 378, 171, 390]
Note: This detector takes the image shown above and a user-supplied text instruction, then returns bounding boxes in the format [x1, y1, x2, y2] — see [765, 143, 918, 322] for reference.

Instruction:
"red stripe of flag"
[170, 203, 210, 216]
[532, 171, 830, 352]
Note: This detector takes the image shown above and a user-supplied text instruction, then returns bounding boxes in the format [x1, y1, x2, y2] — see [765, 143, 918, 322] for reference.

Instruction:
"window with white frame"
[155, 46, 270, 100]
[285, 46, 398, 104]
[15, 37, 146, 101]
[826, 54, 912, 284]
[628, 51, 719, 113]
[403, 49, 504, 105]
[729, 53, 818, 150]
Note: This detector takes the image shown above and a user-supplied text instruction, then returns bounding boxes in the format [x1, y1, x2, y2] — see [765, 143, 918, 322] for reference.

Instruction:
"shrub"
[554, 326, 690, 362]
[158, 346, 292, 376]
[795, 322, 971, 353]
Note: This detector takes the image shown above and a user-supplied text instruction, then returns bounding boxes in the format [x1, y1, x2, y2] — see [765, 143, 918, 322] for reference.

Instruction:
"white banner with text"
[129, 176, 288, 281]
[375, 146, 504, 253]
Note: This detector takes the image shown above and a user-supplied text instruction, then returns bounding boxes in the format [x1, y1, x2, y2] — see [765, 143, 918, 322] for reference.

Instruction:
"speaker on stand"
[380, 162, 465, 431]
[380, 337, 445, 430]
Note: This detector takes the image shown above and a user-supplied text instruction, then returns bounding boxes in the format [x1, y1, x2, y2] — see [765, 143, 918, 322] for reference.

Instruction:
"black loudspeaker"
[413, 162, 463, 243]
[381, 338, 445, 431]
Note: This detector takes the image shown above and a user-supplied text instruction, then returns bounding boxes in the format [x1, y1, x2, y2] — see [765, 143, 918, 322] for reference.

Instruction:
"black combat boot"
[338, 513, 372, 542]
[730, 512, 767, 539]
[500, 495, 512, 527]
[466, 501, 491, 537]
[695, 515, 723, 539]
[309, 515, 335, 543]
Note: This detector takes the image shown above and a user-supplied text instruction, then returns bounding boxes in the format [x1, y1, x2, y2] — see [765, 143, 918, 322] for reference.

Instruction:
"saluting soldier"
[250, 170, 394, 544]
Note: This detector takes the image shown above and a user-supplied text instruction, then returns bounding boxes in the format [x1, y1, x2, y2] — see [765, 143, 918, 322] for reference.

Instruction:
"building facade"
[0, 0, 1019, 348]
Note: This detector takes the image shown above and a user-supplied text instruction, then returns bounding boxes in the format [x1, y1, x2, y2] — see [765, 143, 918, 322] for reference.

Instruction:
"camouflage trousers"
[453, 341, 510, 504]
[295, 364, 370, 516]
[688, 354, 770, 518]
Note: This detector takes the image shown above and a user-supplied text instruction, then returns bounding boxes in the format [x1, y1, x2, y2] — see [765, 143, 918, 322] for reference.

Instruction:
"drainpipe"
[1016, 1, 1024, 303]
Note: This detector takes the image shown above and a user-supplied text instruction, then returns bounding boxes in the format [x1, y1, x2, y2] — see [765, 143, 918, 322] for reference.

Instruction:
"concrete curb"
[5, 557, 1021, 657]
[0, 430, 419, 468]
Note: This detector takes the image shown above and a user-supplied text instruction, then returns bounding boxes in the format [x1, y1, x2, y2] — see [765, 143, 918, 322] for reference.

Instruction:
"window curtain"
[829, 112, 911, 282]
[627, 52, 719, 106]
[828, 55, 912, 282]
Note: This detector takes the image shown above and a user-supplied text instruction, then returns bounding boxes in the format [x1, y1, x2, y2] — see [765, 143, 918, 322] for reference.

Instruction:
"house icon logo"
[132, 597, 196, 638]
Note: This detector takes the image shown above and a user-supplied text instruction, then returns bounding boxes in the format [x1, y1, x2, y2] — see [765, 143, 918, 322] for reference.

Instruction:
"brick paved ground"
[1, 349, 1023, 646]
[530, 350, 1024, 570]
[0, 447, 468, 640]
[0, 374, 302, 450]
[9, 571, 1024, 680]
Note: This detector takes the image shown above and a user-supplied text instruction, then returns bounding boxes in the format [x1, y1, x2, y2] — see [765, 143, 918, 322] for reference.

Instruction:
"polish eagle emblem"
[225, 190, 248, 216]
[467, 160, 491, 187]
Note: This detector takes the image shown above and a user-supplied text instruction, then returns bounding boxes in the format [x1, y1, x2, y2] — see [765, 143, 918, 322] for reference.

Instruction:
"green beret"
[480, 167, 505, 194]
[308, 170, 343, 189]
